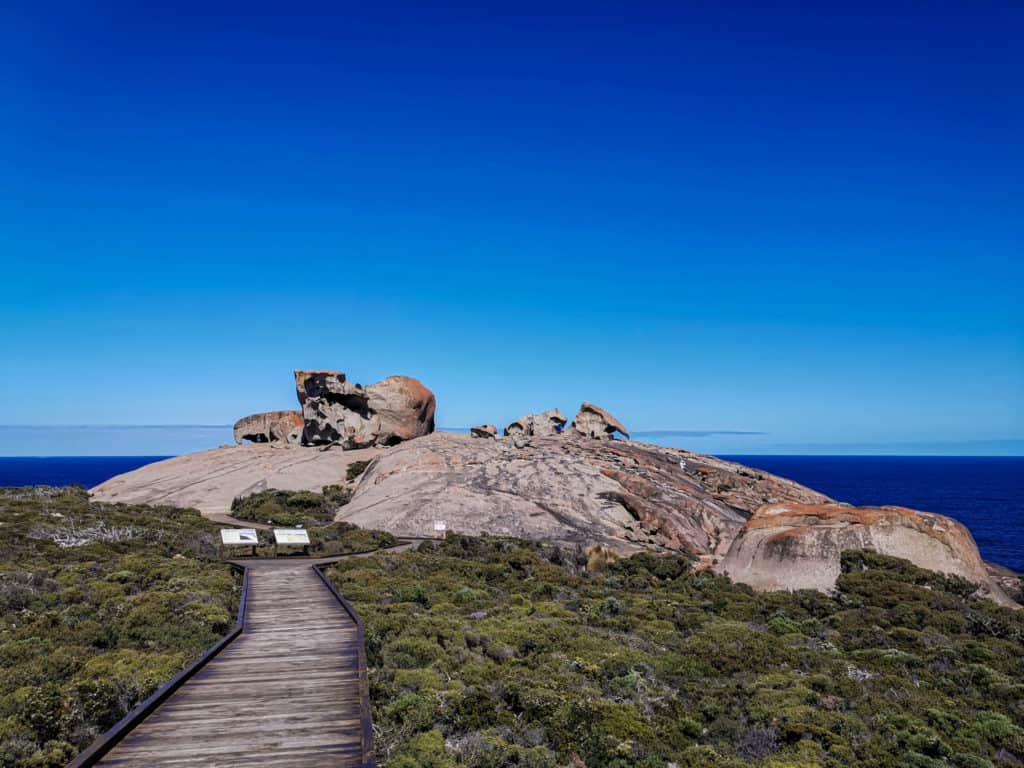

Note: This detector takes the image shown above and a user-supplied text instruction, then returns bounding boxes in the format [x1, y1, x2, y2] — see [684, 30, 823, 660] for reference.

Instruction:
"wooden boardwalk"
[98, 560, 368, 767]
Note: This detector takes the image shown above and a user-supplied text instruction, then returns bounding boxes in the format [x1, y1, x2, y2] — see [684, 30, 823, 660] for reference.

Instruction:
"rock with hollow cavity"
[233, 411, 304, 445]
[504, 409, 567, 437]
[470, 424, 497, 438]
[717, 502, 1016, 607]
[294, 370, 435, 448]
[570, 402, 629, 439]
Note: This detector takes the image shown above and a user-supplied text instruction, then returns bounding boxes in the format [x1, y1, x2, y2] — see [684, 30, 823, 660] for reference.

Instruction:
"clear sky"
[2, 1, 1022, 455]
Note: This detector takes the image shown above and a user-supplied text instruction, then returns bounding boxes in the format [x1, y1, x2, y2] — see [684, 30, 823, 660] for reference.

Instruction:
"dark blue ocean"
[1, 455, 1021, 572]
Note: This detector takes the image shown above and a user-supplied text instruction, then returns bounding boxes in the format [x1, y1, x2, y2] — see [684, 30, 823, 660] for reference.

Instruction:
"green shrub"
[327, 535, 1024, 767]
[0, 486, 241, 765]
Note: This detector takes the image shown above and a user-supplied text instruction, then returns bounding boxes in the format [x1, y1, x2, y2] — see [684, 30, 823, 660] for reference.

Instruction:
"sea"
[0, 454, 1021, 573]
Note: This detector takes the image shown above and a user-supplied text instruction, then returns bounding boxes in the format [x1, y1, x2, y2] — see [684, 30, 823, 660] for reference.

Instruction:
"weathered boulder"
[470, 424, 497, 438]
[717, 502, 1016, 607]
[504, 409, 567, 437]
[366, 375, 437, 445]
[294, 370, 435, 448]
[570, 402, 629, 439]
[339, 432, 832, 554]
[233, 411, 304, 445]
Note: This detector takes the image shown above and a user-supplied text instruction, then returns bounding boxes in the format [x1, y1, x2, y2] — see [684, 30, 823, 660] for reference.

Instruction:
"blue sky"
[2, 1, 1021, 455]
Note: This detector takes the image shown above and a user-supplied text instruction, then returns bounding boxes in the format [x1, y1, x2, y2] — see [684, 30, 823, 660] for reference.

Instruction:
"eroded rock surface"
[295, 370, 435, 448]
[233, 410, 304, 445]
[570, 402, 629, 439]
[717, 502, 1016, 607]
[339, 432, 831, 553]
[504, 409, 567, 437]
[470, 424, 497, 438]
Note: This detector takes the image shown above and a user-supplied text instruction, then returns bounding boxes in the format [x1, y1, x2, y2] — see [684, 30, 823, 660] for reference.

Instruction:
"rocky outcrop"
[339, 432, 831, 554]
[233, 411, 304, 445]
[295, 370, 435, 448]
[504, 409, 567, 437]
[717, 502, 1016, 607]
[570, 402, 629, 439]
[470, 424, 497, 438]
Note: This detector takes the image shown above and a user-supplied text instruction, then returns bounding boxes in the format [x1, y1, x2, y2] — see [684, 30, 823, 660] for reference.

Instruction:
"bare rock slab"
[339, 432, 831, 554]
[89, 444, 382, 516]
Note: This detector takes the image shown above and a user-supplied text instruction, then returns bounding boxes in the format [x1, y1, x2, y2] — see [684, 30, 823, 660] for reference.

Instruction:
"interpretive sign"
[433, 520, 447, 532]
[274, 528, 311, 545]
[221, 528, 259, 546]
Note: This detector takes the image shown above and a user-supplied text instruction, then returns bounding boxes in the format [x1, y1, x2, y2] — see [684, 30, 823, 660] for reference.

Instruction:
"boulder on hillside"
[570, 402, 629, 439]
[294, 370, 435, 448]
[717, 502, 1016, 607]
[233, 411, 304, 445]
[470, 424, 497, 438]
[504, 409, 567, 437]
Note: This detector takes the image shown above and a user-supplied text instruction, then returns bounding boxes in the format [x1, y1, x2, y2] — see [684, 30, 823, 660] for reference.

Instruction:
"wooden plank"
[97, 560, 370, 768]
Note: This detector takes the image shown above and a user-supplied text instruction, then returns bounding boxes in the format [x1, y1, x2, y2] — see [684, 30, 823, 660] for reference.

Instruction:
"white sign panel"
[274, 528, 311, 545]
[221, 528, 259, 546]
[433, 520, 447, 532]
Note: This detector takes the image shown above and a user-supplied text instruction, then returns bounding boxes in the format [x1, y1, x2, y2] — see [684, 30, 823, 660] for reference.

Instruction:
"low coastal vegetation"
[228, 487, 397, 556]
[327, 536, 1024, 768]
[0, 487, 241, 767]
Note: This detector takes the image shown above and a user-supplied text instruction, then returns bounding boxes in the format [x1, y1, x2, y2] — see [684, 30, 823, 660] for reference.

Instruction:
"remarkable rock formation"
[339, 432, 831, 554]
[717, 502, 1016, 607]
[504, 409, 567, 437]
[570, 402, 629, 439]
[294, 370, 435, 448]
[233, 411, 304, 445]
[470, 424, 497, 438]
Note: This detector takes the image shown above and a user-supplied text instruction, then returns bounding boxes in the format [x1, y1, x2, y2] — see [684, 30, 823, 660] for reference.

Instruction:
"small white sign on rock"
[433, 520, 447, 532]
[221, 528, 259, 546]
[274, 528, 311, 545]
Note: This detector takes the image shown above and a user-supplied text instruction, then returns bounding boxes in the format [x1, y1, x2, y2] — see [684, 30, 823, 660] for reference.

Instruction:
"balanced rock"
[233, 411, 303, 445]
[366, 375, 437, 445]
[470, 424, 497, 438]
[570, 402, 629, 439]
[717, 502, 1016, 607]
[504, 409, 567, 437]
[294, 370, 435, 448]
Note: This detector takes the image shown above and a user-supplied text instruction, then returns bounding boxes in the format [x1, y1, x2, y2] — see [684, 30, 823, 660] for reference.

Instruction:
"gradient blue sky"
[2, 1, 1022, 455]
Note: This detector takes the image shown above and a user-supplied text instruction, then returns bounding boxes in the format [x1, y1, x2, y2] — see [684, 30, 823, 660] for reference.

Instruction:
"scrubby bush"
[328, 535, 1024, 767]
[227, 486, 396, 556]
[230, 486, 351, 527]
[0, 487, 242, 766]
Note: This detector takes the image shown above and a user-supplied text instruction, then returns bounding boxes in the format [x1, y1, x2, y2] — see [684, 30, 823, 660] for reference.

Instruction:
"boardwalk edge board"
[66, 565, 252, 768]
[313, 563, 377, 767]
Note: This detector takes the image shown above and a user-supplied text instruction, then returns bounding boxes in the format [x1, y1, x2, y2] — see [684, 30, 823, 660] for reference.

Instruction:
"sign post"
[433, 520, 447, 540]
[273, 527, 311, 556]
[220, 528, 259, 557]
